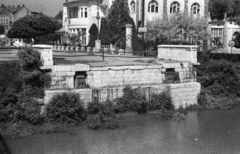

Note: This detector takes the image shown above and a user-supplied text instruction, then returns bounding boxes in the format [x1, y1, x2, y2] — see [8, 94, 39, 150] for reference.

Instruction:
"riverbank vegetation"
[197, 52, 240, 109]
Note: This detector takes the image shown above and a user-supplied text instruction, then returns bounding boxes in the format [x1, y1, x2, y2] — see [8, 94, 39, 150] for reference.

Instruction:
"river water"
[4, 109, 240, 154]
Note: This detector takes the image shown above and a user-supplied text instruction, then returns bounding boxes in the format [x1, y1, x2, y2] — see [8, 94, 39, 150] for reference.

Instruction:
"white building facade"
[62, 0, 209, 46]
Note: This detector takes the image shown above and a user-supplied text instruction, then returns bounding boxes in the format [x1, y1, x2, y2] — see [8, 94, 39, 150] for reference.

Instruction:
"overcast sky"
[0, 0, 66, 17]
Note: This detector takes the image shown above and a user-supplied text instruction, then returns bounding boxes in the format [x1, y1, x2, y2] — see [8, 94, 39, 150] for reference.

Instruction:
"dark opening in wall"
[42, 69, 52, 89]
[165, 68, 180, 84]
[74, 71, 88, 89]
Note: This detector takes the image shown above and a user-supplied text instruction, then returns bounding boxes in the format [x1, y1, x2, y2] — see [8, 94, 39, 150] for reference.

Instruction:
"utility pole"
[96, 0, 100, 39]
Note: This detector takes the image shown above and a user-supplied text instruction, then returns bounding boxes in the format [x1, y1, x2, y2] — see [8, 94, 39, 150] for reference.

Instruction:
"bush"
[149, 91, 174, 111]
[0, 61, 23, 93]
[0, 88, 19, 123]
[114, 86, 148, 114]
[87, 100, 119, 130]
[88, 24, 98, 47]
[197, 59, 240, 97]
[18, 48, 44, 98]
[45, 92, 85, 125]
[198, 91, 208, 107]
[13, 95, 43, 125]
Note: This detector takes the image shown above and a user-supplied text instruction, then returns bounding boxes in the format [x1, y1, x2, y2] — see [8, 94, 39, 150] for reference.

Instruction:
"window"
[81, 8, 83, 18]
[68, 10, 73, 19]
[80, 7, 87, 18]
[170, 2, 180, 13]
[148, 0, 158, 13]
[191, 3, 200, 15]
[81, 28, 87, 45]
[211, 28, 223, 47]
[85, 8, 88, 18]
[130, 0, 136, 13]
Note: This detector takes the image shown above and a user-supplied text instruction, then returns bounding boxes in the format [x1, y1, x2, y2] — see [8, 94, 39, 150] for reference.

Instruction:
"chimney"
[12, 5, 14, 8]
[1, 4, 4, 7]
[18, 5, 20, 8]
[22, 4, 25, 7]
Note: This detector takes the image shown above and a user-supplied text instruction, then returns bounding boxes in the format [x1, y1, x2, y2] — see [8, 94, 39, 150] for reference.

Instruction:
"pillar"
[32, 45, 53, 66]
[125, 24, 133, 55]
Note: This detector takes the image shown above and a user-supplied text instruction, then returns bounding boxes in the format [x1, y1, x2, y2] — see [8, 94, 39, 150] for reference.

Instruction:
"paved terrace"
[52, 50, 184, 67]
[0, 48, 187, 66]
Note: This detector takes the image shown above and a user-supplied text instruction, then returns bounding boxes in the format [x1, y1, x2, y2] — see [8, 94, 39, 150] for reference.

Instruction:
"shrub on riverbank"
[149, 91, 174, 111]
[45, 92, 86, 125]
[114, 86, 148, 114]
[87, 100, 120, 130]
[197, 59, 240, 109]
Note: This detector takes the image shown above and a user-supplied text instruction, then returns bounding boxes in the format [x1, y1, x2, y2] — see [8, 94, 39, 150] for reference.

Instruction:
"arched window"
[130, 0, 136, 13]
[170, 2, 180, 13]
[191, 3, 200, 14]
[148, 0, 159, 13]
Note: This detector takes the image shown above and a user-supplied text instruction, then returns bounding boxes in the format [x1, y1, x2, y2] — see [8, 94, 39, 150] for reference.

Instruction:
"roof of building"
[0, 5, 31, 16]
[64, 0, 106, 6]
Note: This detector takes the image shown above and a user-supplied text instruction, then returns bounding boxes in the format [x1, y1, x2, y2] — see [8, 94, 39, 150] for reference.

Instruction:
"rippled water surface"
[5, 109, 240, 154]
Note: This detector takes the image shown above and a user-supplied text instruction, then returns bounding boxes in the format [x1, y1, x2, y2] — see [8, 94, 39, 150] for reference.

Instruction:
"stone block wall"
[44, 62, 197, 90]
[158, 45, 198, 64]
[97, 84, 167, 102]
[44, 82, 201, 109]
[160, 61, 197, 83]
[87, 65, 166, 88]
[168, 82, 201, 108]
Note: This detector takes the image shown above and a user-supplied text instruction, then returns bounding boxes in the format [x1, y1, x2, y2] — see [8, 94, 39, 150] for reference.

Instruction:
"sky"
[0, 0, 66, 17]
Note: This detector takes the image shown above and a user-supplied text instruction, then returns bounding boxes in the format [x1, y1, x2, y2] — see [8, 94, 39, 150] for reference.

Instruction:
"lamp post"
[95, 0, 102, 55]
[96, 0, 100, 39]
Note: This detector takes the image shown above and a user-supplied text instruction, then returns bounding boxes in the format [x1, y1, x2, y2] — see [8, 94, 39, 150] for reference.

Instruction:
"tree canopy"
[99, 18, 111, 45]
[7, 14, 62, 38]
[0, 25, 4, 34]
[55, 10, 63, 20]
[209, 0, 240, 21]
[108, 0, 131, 45]
[107, 0, 142, 51]
[146, 12, 209, 45]
[87, 23, 98, 47]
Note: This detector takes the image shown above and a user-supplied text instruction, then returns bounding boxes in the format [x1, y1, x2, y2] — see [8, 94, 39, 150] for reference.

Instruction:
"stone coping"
[158, 45, 198, 48]
[32, 44, 52, 49]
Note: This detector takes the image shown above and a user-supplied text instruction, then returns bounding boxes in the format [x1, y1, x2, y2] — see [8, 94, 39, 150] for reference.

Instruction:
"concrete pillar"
[32, 44, 53, 66]
[125, 24, 133, 55]
[76, 46, 79, 51]
[95, 39, 101, 52]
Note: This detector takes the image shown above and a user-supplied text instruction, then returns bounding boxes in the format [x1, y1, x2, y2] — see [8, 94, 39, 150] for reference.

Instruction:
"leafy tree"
[55, 10, 63, 20]
[209, 0, 240, 21]
[100, 18, 111, 45]
[107, 0, 142, 51]
[108, 0, 130, 44]
[209, 0, 230, 21]
[88, 23, 98, 47]
[67, 33, 81, 47]
[146, 12, 209, 45]
[7, 14, 62, 38]
[0, 25, 4, 34]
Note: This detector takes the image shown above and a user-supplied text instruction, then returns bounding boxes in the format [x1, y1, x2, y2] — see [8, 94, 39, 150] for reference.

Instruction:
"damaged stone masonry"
[35, 44, 201, 109]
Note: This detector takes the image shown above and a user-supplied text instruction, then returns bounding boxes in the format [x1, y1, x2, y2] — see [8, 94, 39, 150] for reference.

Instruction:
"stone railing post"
[32, 44, 53, 66]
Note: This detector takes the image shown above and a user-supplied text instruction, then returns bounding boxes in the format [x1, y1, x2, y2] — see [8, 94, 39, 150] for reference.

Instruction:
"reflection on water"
[4, 109, 240, 154]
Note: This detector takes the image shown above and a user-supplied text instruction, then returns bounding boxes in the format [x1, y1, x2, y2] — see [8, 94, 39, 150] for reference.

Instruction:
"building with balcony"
[61, 0, 209, 46]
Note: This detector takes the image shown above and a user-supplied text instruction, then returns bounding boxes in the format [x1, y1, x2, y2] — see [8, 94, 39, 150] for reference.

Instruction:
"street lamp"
[96, 0, 100, 39]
